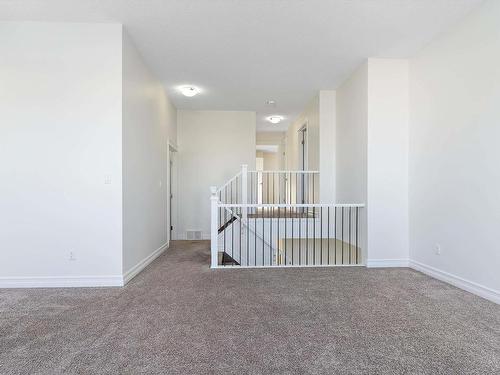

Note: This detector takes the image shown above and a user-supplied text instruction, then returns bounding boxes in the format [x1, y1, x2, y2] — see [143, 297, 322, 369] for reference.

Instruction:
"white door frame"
[280, 135, 287, 203]
[297, 122, 308, 204]
[168, 141, 178, 242]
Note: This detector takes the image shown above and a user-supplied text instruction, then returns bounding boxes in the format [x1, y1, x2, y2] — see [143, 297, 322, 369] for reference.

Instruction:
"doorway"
[168, 143, 178, 241]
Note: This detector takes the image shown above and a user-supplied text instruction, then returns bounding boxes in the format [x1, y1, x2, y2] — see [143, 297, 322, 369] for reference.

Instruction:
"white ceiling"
[0, 0, 483, 131]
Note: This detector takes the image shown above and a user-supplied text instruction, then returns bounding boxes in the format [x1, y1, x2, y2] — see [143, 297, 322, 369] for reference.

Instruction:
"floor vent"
[186, 231, 202, 240]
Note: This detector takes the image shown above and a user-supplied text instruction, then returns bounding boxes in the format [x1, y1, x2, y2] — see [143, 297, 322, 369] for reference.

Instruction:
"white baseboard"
[122, 241, 169, 285]
[366, 258, 409, 268]
[0, 275, 123, 288]
[0, 242, 170, 289]
[409, 260, 500, 305]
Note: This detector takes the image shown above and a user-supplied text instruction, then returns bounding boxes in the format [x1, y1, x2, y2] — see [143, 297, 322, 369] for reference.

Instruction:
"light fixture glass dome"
[267, 115, 283, 124]
[179, 85, 200, 97]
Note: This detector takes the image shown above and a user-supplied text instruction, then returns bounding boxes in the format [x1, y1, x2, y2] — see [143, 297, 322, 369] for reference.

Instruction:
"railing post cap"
[210, 186, 217, 195]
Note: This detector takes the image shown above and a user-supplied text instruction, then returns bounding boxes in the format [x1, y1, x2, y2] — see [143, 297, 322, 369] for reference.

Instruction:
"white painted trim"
[216, 172, 242, 194]
[122, 242, 169, 285]
[409, 260, 500, 305]
[0, 242, 170, 289]
[298, 121, 309, 176]
[167, 142, 178, 241]
[366, 258, 409, 268]
[212, 264, 365, 270]
[219, 203, 365, 208]
[247, 170, 319, 174]
[0, 275, 124, 288]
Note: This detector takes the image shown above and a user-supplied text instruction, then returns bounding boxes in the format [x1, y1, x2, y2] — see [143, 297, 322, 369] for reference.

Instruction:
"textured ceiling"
[0, 0, 483, 131]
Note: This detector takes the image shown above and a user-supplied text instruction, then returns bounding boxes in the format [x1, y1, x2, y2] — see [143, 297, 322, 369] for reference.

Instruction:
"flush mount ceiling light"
[266, 115, 284, 124]
[179, 85, 201, 97]
[265, 100, 276, 106]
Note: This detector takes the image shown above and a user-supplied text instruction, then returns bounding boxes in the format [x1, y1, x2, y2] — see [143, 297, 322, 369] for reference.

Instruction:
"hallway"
[1, 241, 499, 374]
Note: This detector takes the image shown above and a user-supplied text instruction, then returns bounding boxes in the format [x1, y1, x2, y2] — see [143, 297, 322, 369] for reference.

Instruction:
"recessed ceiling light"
[266, 115, 283, 124]
[179, 85, 201, 97]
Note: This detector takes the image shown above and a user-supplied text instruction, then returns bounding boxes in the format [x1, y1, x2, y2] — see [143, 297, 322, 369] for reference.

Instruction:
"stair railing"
[211, 165, 364, 268]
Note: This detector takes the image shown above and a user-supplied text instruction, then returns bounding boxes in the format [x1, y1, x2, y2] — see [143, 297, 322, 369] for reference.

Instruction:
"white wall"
[0, 23, 123, 283]
[262, 152, 280, 171]
[409, 0, 500, 295]
[122, 31, 177, 275]
[367, 59, 409, 264]
[336, 63, 368, 205]
[256, 131, 285, 147]
[261, 152, 281, 202]
[286, 96, 319, 172]
[319, 90, 336, 203]
[256, 131, 286, 171]
[336, 63, 368, 261]
[336, 59, 409, 265]
[286, 91, 336, 203]
[177, 111, 256, 238]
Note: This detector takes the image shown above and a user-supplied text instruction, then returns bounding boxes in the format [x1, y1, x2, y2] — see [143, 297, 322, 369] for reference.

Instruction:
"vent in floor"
[186, 231, 202, 240]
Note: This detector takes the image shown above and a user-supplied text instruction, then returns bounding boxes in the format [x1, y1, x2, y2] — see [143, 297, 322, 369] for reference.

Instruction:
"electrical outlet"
[434, 244, 441, 255]
[69, 251, 76, 261]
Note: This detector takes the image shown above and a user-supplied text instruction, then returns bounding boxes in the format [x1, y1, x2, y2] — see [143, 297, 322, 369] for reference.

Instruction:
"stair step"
[217, 251, 240, 266]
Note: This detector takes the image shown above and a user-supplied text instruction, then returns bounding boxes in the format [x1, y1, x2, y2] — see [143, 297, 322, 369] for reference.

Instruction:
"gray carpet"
[1, 241, 499, 374]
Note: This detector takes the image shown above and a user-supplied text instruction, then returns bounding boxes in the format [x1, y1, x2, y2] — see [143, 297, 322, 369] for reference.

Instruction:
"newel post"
[210, 186, 219, 268]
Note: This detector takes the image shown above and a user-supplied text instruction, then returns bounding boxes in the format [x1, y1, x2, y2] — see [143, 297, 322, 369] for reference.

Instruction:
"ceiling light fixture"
[267, 115, 283, 124]
[265, 100, 276, 106]
[179, 85, 201, 97]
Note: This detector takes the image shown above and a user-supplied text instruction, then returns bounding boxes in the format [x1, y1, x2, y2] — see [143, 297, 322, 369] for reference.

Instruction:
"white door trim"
[168, 141, 179, 241]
